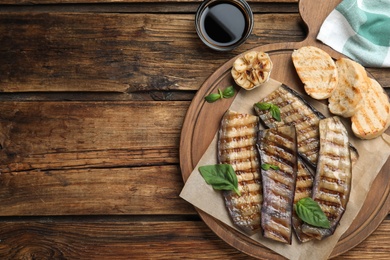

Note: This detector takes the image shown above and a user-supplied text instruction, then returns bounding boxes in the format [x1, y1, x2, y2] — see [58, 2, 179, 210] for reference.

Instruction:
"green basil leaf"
[223, 164, 238, 189]
[199, 164, 240, 196]
[218, 88, 223, 99]
[222, 86, 235, 98]
[254, 102, 281, 122]
[261, 164, 270, 170]
[295, 197, 331, 228]
[204, 86, 235, 103]
[270, 105, 281, 122]
[204, 93, 221, 103]
[210, 182, 235, 191]
[261, 163, 279, 171]
[254, 102, 272, 110]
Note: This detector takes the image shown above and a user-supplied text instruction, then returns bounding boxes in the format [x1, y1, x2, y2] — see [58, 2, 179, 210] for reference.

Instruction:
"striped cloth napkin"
[317, 0, 390, 68]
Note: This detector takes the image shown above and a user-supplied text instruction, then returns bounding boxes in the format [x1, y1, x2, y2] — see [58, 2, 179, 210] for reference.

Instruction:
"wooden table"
[0, 0, 389, 259]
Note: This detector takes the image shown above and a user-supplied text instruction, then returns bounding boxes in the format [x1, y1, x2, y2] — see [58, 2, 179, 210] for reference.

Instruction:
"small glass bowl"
[195, 0, 254, 51]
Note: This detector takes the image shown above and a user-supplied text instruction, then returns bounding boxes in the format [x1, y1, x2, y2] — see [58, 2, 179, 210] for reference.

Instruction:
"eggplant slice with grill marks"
[301, 116, 352, 240]
[257, 125, 298, 244]
[253, 84, 359, 169]
[218, 109, 262, 234]
[292, 158, 315, 243]
[254, 84, 324, 168]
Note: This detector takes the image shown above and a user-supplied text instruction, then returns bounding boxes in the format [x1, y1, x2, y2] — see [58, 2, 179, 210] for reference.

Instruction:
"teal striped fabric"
[317, 0, 390, 67]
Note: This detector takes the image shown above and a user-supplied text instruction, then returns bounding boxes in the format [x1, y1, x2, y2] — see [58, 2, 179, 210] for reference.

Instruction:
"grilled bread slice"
[328, 58, 369, 117]
[292, 46, 338, 100]
[351, 77, 390, 139]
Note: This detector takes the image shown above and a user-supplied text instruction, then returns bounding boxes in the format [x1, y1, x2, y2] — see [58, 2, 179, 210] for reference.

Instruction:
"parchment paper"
[180, 78, 390, 260]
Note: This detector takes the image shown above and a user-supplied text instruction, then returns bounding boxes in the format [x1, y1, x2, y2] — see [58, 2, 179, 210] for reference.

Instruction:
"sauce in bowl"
[195, 0, 253, 51]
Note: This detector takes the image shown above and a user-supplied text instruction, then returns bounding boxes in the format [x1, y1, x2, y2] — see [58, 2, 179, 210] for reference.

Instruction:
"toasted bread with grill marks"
[351, 77, 390, 139]
[292, 46, 338, 100]
[328, 58, 369, 117]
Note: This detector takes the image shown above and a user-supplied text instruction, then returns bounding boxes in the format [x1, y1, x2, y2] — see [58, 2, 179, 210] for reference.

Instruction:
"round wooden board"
[180, 0, 390, 258]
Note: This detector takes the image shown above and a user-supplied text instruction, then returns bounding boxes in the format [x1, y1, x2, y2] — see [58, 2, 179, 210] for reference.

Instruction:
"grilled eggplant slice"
[301, 116, 352, 240]
[254, 84, 359, 168]
[254, 84, 324, 168]
[218, 110, 262, 234]
[257, 126, 297, 244]
[292, 159, 315, 243]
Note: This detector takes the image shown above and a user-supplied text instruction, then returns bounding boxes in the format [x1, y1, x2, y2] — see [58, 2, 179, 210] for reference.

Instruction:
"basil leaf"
[222, 86, 235, 98]
[261, 164, 271, 170]
[254, 102, 272, 110]
[204, 93, 221, 103]
[270, 105, 281, 122]
[204, 86, 235, 103]
[254, 102, 281, 122]
[199, 164, 240, 196]
[295, 197, 331, 228]
[218, 88, 224, 99]
[261, 163, 279, 171]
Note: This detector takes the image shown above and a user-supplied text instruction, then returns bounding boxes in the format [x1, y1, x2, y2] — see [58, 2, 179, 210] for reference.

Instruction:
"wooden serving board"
[180, 0, 390, 258]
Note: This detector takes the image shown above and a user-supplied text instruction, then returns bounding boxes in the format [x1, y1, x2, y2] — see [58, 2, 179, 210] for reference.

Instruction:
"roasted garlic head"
[231, 51, 273, 90]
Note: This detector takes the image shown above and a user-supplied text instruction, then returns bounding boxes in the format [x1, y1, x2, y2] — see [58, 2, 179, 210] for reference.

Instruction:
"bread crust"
[351, 77, 390, 139]
[292, 46, 338, 100]
[328, 58, 369, 118]
[291, 46, 389, 139]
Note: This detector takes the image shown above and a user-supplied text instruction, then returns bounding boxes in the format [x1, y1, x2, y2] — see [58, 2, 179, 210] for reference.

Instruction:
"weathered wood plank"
[0, 90, 197, 102]
[334, 217, 390, 259]
[0, 218, 388, 259]
[0, 219, 252, 259]
[0, 165, 194, 216]
[0, 101, 193, 216]
[0, 12, 305, 92]
[0, 101, 187, 172]
[0, 0, 299, 5]
[0, 2, 299, 13]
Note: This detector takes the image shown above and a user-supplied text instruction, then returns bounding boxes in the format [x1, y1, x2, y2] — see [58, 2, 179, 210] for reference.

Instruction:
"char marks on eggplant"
[257, 126, 297, 244]
[254, 84, 359, 168]
[292, 159, 315, 243]
[218, 109, 262, 234]
[302, 116, 352, 240]
[254, 84, 324, 168]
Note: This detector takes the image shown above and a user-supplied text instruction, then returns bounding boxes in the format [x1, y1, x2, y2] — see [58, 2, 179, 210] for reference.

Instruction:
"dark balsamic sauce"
[200, 2, 249, 47]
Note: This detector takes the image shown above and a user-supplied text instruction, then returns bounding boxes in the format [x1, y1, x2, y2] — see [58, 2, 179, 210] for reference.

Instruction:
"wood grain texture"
[0, 101, 192, 216]
[0, 0, 389, 259]
[0, 166, 194, 215]
[0, 11, 304, 92]
[0, 2, 299, 13]
[0, 101, 186, 172]
[0, 218, 389, 259]
[1, 13, 388, 95]
[0, 0, 299, 5]
[180, 0, 390, 258]
[1, 8, 389, 93]
[0, 219, 256, 259]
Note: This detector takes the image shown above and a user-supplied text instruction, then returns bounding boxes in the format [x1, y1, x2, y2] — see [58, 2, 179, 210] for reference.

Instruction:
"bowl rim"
[195, 0, 254, 51]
